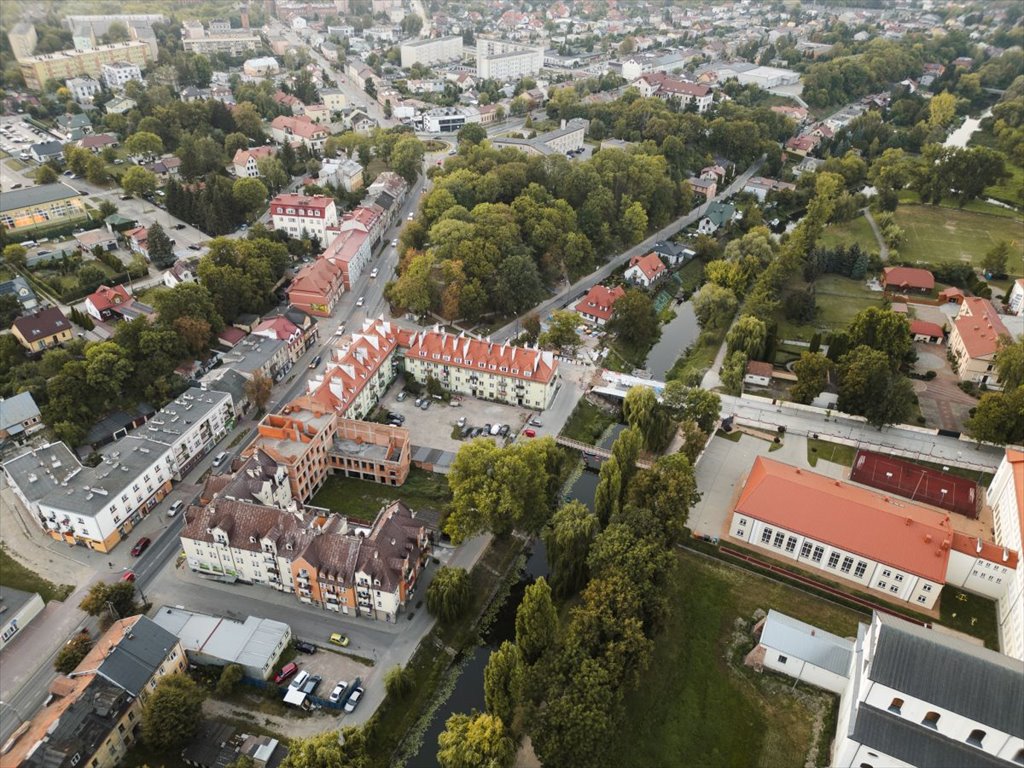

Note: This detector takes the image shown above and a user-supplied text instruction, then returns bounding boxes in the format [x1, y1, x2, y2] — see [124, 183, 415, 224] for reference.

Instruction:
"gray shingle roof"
[760, 609, 853, 677]
[869, 613, 1024, 737]
[0, 392, 41, 431]
[96, 616, 178, 696]
[852, 705, 1013, 768]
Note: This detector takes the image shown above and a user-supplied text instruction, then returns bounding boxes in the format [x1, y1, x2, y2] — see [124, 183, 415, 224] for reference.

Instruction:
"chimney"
[976, 537, 983, 554]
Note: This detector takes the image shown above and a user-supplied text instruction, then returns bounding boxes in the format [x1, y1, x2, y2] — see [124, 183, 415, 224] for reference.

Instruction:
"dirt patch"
[203, 697, 338, 739]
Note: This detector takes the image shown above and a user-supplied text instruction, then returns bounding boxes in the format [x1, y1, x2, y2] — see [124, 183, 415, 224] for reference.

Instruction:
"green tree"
[121, 166, 158, 198]
[233, 177, 268, 217]
[79, 582, 136, 619]
[680, 387, 721, 432]
[384, 665, 413, 699]
[484, 641, 525, 726]
[982, 241, 1011, 276]
[35, 164, 59, 184]
[391, 136, 425, 184]
[85, 155, 108, 184]
[593, 455, 622, 527]
[966, 387, 1024, 445]
[54, 632, 93, 674]
[3, 244, 28, 269]
[257, 156, 289, 193]
[544, 501, 598, 599]
[142, 675, 206, 751]
[791, 351, 832, 404]
[147, 221, 176, 269]
[125, 131, 164, 158]
[847, 307, 912, 368]
[720, 350, 747, 396]
[225, 132, 250, 158]
[607, 288, 659, 350]
[437, 712, 515, 768]
[928, 91, 958, 129]
[457, 123, 487, 146]
[622, 385, 657, 436]
[726, 314, 768, 360]
[622, 200, 648, 244]
[627, 453, 699, 545]
[538, 310, 580, 353]
[151, 282, 223, 329]
[995, 336, 1024, 390]
[244, 371, 274, 413]
[691, 283, 738, 329]
[838, 345, 915, 427]
[216, 664, 244, 696]
[279, 728, 370, 768]
[426, 566, 471, 623]
[387, 251, 435, 314]
[515, 577, 557, 664]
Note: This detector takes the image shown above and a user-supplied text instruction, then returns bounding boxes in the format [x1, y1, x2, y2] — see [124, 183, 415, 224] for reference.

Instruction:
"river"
[644, 298, 699, 380]
[405, 467, 601, 767]
[944, 108, 993, 149]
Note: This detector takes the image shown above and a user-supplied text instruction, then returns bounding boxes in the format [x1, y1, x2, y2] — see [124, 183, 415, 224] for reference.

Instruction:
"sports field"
[892, 205, 1024, 273]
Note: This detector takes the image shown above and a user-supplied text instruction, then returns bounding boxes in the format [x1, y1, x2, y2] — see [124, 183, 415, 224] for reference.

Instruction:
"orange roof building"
[731, 458, 1018, 611]
[287, 258, 346, 317]
[625, 252, 667, 287]
[991, 449, 1024, 661]
[882, 266, 935, 293]
[949, 297, 1012, 386]
[576, 284, 625, 325]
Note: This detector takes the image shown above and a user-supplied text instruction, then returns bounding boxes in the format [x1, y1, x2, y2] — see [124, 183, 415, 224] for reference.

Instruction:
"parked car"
[524, 429, 537, 438]
[369, 268, 378, 278]
[396, 391, 407, 402]
[329, 633, 350, 647]
[498, 424, 510, 437]
[420, 399, 430, 410]
[308, 354, 322, 369]
[130, 537, 151, 556]
[407, 212, 414, 221]
[529, 418, 542, 427]
[391, 239, 397, 247]
[173, 223, 186, 230]
[188, 244, 202, 251]
[344, 686, 364, 713]
[460, 426, 473, 438]
[489, 424, 502, 436]
[356, 296, 364, 307]
[301, 674, 322, 695]
[329, 681, 349, 703]
[294, 640, 318, 654]
[457, 416, 467, 427]
[289, 670, 310, 690]
[414, 397, 424, 407]
[274, 662, 299, 684]
[121, 571, 136, 582]
[167, 500, 184, 517]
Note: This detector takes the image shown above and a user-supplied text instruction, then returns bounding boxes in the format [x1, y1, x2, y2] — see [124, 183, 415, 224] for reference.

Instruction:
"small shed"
[743, 360, 773, 387]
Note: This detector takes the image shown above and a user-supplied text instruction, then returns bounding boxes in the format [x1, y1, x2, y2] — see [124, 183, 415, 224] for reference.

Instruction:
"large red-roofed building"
[948, 296, 1012, 387]
[576, 284, 625, 325]
[269, 193, 338, 241]
[882, 266, 935, 293]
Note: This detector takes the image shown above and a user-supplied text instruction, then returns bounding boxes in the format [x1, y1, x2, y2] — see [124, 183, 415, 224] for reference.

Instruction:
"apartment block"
[991, 449, 1024, 661]
[400, 35, 463, 68]
[18, 41, 150, 91]
[100, 61, 143, 90]
[476, 37, 544, 80]
[269, 193, 338, 241]
[949, 297, 1012, 387]
[181, 20, 262, 56]
[270, 114, 328, 152]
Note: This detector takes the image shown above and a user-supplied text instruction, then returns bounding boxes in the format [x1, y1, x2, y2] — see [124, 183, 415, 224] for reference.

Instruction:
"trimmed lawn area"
[807, 438, 856, 468]
[939, 587, 999, 651]
[775, 274, 882, 341]
[560, 399, 617, 444]
[605, 550, 863, 768]
[892, 204, 1024, 273]
[0, 544, 74, 603]
[818, 213, 879, 252]
[985, 159, 1024, 208]
[310, 468, 451, 521]
[666, 325, 727, 386]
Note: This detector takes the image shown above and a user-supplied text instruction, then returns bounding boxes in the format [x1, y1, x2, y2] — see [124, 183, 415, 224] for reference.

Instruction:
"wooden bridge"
[554, 436, 653, 469]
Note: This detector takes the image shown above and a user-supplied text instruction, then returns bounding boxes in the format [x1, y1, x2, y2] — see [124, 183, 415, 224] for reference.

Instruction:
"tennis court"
[850, 450, 979, 519]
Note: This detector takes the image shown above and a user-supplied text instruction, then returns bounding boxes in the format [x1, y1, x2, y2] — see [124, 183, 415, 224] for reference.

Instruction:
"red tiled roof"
[289, 258, 344, 295]
[951, 531, 1019, 569]
[953, 297, 1010, 359]
[639, 72, 710, 97]
[271, 115, 327, 140]
[577, 284, 625, 322]
[909, 319, 944, 338]
[406, 329, 559, 385]
[87, 284, 133, 312]
[735, 457, 954, 582]
[628, 252, 666, 281]
[882, 266, 935, 290]
[270, 193, 335, 214]
[745, 360, 774, 378]
[232, 146, 275, 166]
[217, 327, 247, 346]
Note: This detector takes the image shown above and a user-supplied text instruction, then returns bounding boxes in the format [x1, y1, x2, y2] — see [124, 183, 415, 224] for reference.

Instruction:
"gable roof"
[578, 284, 625, 322]
[628, 252, 666, 280]
[0, 391, 41, 431]
[760, 609, 852, 676]
[87, 284, 133, 312]
[909, 319, 944, 338]
[869, 612, 1024, 737]
[883, 266, 935, 290]
[735, 458, 953, 582]
[703, 202, 735, 227]
[12, 307, 71, 339]
[953, 297, 1010, 359]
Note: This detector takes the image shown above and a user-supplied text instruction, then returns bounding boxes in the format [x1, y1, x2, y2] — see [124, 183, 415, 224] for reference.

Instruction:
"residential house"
[11, 307, 73, 352]
[66, 76, 102, 103]
[832, 612, 1024, 768]
[28, 140, 64, 163]
[124, 226, 149, 258]
[688, 176, 717, 201]
[270, 114, 328, 152]
[743, 176, 797, 201]
[287, 256, 346, 317]
[0, 587, 45, 650]
[743, 360, 773, 387]
[729, 457, 1017, 611]
[0, 275, 38, 312]
[74, 228, 119, 252]
[78, 133, 119, 153]
[181, 498, 428, 622]
[319, 157, 364, 192]
[232, 145, 277, 178]
[624, 252, 667, 288]
[403, 327, 560, 410]
[220, 335, 290, 383]
[650, 240, 695, 268]
[320, 88, 347, 112]
[105, 95, 137, 114]
[910, 319, 944, 344]
[253, 315, 306, 366]
[144, 156, 181, 180]
[633, 73, 713, 112]
[949, 297, 1012, 387]
[163, 260, 196, 288]
[85, 283, 135, 322]
[747, 609, 853, 695]
[785, 134, 820, 156]
[100, 60, 143, 89]
[273, 90, 305, 114]
[303, 103, 330, 124]
[318, 227, 370, 290]
[0, 392, 44, 444]
[575, 284, 625, 326]
[991, 449, 1024, 661]
[182, 723, 288, 768]
[269, 193, 339, 242]
[882, 266, 935, 293]
[697, 202, 736, 235]
[55, 112, 92, 141]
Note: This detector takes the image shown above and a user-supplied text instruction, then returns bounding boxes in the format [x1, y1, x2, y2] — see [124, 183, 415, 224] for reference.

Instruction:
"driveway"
[912, 344, 977, 432]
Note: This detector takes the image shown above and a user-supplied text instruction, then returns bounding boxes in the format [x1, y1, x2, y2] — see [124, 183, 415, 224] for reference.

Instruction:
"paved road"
[720, 393, 1005, 471]
[488, 158, 764, 343]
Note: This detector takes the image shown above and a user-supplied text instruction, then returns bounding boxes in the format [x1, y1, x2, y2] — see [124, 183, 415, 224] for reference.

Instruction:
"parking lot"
[281, 643, 372, 707]
[380, 383, 536, 453]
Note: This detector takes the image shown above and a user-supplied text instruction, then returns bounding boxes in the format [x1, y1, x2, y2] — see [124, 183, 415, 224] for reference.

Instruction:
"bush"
[384, 665, 414, 699]
[924, 370, 936, 380]
[54, 632, 93, 673]
[216, 663, 245, 696]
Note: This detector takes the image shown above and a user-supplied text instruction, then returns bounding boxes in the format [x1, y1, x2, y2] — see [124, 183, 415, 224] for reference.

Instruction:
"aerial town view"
[0, 0, 1021, 765]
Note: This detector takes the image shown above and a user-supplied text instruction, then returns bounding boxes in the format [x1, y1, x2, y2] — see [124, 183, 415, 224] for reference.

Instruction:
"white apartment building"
[402, 328, 560, 410]
[100, 61, 143, 90]
[400, 35, 463, 68]
[991, 449, 1024, 661]
[268, 193, 339, 241]
[476, 37, 545, 80]
[833, 612, 1024, 768]
[422, 106, 481, 133]
[66, 76, 102, 103]
[1007, 279, 1024, 316]
[2, 388, 234, 552]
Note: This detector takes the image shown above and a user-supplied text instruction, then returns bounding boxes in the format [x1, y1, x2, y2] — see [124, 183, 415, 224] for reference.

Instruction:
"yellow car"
[329, 633, 350, 647]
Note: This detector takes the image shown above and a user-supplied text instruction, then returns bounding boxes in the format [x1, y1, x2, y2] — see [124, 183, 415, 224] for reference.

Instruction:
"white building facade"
[100, 61, 143, 89]
[991, 450, 1024, 661]
[268, 194, 339, 241]
[476, 38, 544, 80]
[400, 35, 463, 68]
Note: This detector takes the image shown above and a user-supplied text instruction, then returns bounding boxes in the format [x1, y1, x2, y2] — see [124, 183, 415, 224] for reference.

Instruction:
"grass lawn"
[775, 274, 882, 341]
[310, 468, 451, 521]
[985, 159, 1024, 208]
[939, 587, 999, 650]
[892, 204, 1024, 272]
[561, 399, 617, 444]
[0, 544, 74, 603]
[605, 551, 863, 768]
[666, 325, 727, 386]
[672, 257, 704, 294]
[818, 213, 879, 252]
[807, 438, 856, 468]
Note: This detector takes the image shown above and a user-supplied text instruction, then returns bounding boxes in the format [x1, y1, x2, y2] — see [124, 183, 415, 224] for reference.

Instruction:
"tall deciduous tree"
[995, 336, 1024, 390]
[720, 350, 747, 396]
[544, 501, 599, 598]
[426, 566, 471, 623]
[966, 387, 1024, 445]
[607, 288, 659, 349]
[121, 166, 158, 197]
[437, 712, 515, 768]
[484, 641, 524, 726]
[790, 351, 832, 404]
[837, 345, 915, 427]
[244, 371, 273, 412]
[627, 453, 699, 545]
[538, 310, 581, 353]
[847, 307, 912, 368]
[141, 675, 205, 751]
[280, 729, 370, 768]
[79, 582, 136, 619]
[726, 314, 768, 360]
[515, 577, 557, 664]
[691, 283, 738, 329]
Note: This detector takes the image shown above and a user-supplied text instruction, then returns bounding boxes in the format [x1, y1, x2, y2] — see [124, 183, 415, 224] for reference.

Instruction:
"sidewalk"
[701, 335, 730, 390]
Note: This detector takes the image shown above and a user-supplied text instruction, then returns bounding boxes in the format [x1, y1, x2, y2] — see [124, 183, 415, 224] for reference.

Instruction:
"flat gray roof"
[220, 337, 286, 376]
[0, 183, 81, 213]
[0, 586, 40, 616]
[3, 442, 82, 505]
[401, 35, 461, 48]
[137, 388, 232, 443]
[153, 607, 290, 670]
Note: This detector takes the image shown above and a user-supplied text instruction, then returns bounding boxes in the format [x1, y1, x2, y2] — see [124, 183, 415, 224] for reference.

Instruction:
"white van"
[212, 451, 228, 469]
[489, 424, 502, 436]
[289, 670, 310, 690]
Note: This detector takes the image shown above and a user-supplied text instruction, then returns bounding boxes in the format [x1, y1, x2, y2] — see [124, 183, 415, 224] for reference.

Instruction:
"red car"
[121, 571, 136, 582]
[274, 662, 299, 684]
[524, 429, 536, 438]
[130, 537, 151, 556]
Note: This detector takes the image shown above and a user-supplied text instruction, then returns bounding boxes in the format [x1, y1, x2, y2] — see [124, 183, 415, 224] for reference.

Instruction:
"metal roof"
[0, 392, 41, 432]
[760, 610, 853, 677]
[0, 183, 81, 213]
[869, 613, 1024, 737]
[96, 616, 178, 697]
